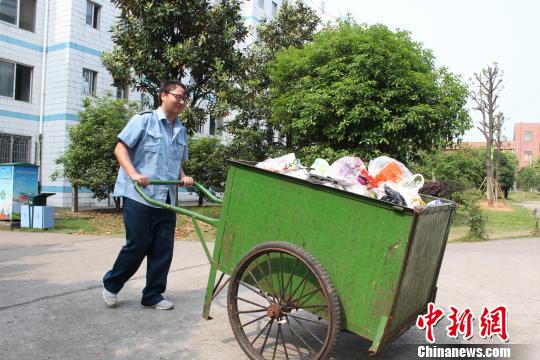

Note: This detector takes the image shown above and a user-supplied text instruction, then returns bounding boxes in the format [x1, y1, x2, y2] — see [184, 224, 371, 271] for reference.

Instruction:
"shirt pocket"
[144, 130, 163, 153]
[171, 136, 187, 162]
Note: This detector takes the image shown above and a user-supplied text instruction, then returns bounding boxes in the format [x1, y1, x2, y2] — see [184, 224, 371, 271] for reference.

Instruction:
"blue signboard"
[0, 163, 38, 220]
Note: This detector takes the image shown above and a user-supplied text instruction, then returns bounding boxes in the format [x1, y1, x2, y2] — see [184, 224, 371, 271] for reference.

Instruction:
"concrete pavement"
[0, 231, 538, 359]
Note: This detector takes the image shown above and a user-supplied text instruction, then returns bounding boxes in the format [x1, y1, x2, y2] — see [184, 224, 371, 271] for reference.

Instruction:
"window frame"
[0, 0, 36, 32]
[85, 0, 101, 29]
[82, 68, 98, 96]
[271, 1, 278, 16]
[0, 58, 33, 102]
[0, 132, 32, 163]
[115, 82, 128, 100]
[524, 131, 533, 142]
[0, 0, 20, 27]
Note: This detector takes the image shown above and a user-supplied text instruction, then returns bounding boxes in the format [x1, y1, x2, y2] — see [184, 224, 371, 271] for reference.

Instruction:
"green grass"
[449, 203, 537, 242]
[507, 191, 540, 202]
[11, 202, 535, 243]
[13, 205, 222, 240]
[14, 217, 100, 234]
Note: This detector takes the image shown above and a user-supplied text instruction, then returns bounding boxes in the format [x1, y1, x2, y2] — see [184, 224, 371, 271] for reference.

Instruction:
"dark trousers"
[103, 196, 176, 306]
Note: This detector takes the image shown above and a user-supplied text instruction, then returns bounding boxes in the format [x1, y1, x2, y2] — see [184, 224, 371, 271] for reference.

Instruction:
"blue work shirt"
[112, 107, 189, 207]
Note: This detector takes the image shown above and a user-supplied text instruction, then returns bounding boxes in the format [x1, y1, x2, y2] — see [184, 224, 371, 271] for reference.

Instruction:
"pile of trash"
[255, 153, 442, 209]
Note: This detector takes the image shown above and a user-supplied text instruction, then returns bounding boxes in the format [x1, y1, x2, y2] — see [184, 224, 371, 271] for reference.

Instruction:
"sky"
[308, 0, 540, 141]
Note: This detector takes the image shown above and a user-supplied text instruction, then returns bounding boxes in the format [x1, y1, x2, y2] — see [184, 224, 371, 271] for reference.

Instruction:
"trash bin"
[20, 193, 56, 228]
[29, 193, 56, 206]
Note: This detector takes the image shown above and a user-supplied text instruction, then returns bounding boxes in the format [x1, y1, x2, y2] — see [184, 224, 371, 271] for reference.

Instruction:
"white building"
[0, 0, 317, 208]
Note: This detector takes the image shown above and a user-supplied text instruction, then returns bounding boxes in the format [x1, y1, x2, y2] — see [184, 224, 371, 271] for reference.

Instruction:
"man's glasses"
[165, 92, 189, 102]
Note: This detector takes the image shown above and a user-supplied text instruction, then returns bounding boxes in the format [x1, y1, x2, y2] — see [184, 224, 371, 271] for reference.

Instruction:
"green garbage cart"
[134, 160, 455, 359]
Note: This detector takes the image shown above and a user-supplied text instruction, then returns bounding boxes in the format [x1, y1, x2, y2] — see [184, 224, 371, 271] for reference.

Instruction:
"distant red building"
[513, 123, 540, 168]
[454, 122, 540, 168]
[457, 141, 515, 151]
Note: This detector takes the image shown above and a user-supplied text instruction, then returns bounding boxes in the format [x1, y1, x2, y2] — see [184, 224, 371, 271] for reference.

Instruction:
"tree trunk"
[113, 196, 121, 211]
[72, 186, 79, 212]
[486, 142, 495, 206]
[198, 193, 203, 206]
[494, 150, 499, 200]
[266, 125, 274, 149]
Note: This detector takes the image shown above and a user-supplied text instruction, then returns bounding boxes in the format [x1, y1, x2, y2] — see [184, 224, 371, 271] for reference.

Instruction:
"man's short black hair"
[159, 80, 188, 104]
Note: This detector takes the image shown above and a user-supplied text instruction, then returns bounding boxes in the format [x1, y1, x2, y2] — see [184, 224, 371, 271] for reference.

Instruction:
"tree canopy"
[224, 0, 320, 159]
[52, 95, 138, 209]
[268, 21, 471, 162]
[103, 0, 248, 133]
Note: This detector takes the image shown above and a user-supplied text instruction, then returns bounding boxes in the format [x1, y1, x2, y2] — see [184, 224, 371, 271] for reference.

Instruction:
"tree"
[102, 0, 248, 134]
[517, 157, 540, 191]
[471, 63, 504, 206]
[498, 151, 518, 198]
[51, 95, 138, 211]
[493, 112, 506, 199]
[431, 148, 485, 194]
[268, 21, 471, 164]
[182, 136, 228, 205]
[517, 166, 540, 191]
[413, 147, 517, 199]
[224, 0, 320, 159]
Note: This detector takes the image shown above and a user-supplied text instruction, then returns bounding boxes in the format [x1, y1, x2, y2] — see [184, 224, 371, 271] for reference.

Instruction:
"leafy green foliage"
[103, 0, 248, 133]
[497, 151, 519, 192]
[413, 148, 518, 197]
[414, 148, 485, 195]
[268, 21, 471, 162]
[517, 164, 540, 191]
[182, 136, 228, 195]
[51, 95, 139, 201]
[453, 189, 488, 241]
[224, 0, 320, 158]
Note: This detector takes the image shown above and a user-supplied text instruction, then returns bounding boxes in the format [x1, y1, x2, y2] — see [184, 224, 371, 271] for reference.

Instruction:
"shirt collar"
[156, 107, 184, 138]
[156, 106, 176, 123]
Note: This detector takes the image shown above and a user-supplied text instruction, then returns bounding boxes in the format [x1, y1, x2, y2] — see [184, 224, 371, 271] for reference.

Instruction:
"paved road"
[0, 231, 538, 359]
[514, 200, 540, 212]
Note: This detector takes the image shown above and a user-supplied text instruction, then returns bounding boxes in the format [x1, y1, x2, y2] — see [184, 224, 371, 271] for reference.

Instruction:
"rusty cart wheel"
[227, 242, 341, 360]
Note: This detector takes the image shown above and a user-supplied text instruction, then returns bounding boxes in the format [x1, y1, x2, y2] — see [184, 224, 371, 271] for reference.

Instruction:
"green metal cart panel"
[209, 161, 454, 352]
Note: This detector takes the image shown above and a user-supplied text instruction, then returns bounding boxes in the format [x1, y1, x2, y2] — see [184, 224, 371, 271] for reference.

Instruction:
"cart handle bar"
[133, 180, 222, 227]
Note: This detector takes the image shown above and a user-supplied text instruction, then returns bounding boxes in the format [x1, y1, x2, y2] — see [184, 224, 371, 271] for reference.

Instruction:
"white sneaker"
[102, 287, 118, 307]
[144, 299, 174, 310]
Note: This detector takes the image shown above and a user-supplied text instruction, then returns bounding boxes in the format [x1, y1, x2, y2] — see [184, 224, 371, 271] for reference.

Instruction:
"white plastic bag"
[344, 183, 372, 197]
[368, 156, 412, 185]
[284, 168, 310, 180]
[388, 174, 425, 208]
[310, 158, 330, 177]
[328, 156, 365, 184]
[255, 153, 296, 172]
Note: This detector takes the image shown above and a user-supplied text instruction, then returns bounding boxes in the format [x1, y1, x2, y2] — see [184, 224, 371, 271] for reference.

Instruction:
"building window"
[524, 131, 533, 142]
[0, 0, 36, 32]
[115, 83, 128, 100]
[140, 92, 152, 110]
[82, 69, 97, 96]
[209, 116, 224, 136]
[86, 0, 100, 29]
[258, 0, 264, 9]
[0, 133, 31, 163]
[272, 1, 278, 16]
[216, 117, 223, 136]
[0, 59, 32, 102]
[525, 150, 533, 164]
[194, 119, 203, 134]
